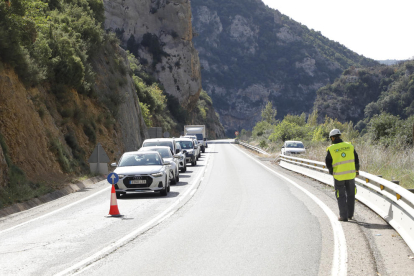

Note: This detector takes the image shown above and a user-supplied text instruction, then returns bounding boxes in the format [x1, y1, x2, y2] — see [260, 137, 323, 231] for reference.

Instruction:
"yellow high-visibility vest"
[327, 142, 356, 181]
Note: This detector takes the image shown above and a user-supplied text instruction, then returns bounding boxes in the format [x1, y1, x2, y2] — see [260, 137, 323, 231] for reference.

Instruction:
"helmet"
[329, 129, 341, 137]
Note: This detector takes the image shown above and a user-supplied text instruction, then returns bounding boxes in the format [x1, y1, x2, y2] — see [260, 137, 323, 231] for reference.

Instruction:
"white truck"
[184, 125, 207, 153]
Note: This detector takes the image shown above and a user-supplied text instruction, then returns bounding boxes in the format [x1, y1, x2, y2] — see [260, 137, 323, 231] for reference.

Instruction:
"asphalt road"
[1, 140, 413, 276]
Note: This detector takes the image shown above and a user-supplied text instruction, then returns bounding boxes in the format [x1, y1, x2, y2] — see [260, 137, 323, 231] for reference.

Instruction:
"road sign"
[88, 143, 110, 163]
[235, 131, 239, 136]
[107, 173, 119, 185]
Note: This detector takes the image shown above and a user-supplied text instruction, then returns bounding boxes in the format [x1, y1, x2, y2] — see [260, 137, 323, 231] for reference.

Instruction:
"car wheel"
[191, 157, 196, 166]
[171, 170, 177, 185]
[175, 171, 179, 183]
[202, 147, 205, 153]
[160, 176, 168, 196]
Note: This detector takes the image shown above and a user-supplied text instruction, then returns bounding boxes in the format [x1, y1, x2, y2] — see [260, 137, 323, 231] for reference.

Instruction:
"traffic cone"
[108, 185, 122, 217]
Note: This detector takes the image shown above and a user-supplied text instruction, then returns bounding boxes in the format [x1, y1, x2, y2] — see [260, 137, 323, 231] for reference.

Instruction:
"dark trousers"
[334, 178, 356, 219]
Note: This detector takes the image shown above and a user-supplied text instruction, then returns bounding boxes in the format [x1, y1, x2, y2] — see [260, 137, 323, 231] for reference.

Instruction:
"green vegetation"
[241, 103, 414, 188]
[0, 0, 104, 91]
[314, 61, 414, 126]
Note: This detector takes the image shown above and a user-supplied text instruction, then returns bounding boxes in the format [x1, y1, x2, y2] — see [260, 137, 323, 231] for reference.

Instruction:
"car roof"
[285, 141, 304, 143]
[175, 138, 193, 141]
[143, 138, 175, 142]
[123, 150, 160, 155]
[139, 146, 170, 150]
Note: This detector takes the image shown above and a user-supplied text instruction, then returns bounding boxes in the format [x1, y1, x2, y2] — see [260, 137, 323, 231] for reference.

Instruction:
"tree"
[261, 101, 277, 125]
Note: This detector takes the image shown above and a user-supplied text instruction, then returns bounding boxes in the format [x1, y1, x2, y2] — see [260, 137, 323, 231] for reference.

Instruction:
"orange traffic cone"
[108, 185, 122, 217]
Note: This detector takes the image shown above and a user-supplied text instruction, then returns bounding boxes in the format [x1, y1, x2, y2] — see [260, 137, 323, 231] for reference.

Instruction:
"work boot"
[338, 217, 348, 222]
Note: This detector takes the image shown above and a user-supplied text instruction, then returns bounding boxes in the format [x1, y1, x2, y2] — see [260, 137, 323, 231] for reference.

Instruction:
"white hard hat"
[329, 129, 341, 137]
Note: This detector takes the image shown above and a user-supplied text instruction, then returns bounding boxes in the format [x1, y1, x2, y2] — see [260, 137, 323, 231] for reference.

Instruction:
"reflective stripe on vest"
[327, 142, 356, 181]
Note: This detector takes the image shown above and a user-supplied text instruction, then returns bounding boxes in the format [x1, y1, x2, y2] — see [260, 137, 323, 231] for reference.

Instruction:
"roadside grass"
[246, 139, 414, 189]
[0, 180, 54, 209]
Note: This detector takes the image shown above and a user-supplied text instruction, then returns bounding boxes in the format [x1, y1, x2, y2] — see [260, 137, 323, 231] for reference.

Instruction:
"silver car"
[175, 138, 198, 166]
[181, 135, 201, 159]
[281, 141, 306, 155]
[111, 151, 170, 198]
[138, 146, 180, 184]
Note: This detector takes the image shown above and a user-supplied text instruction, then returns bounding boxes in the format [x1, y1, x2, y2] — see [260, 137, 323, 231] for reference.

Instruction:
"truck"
[184, 125, 207, 153]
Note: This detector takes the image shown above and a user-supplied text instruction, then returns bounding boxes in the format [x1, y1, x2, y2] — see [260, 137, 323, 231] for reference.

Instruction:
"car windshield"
[118, 153, 162, 166]
[195, 134, 203, 140]
[286, 142, 304, 148]
[143, 141, 173, 152]
[178, 141, 193, 149]
[145, 148, 172, 159]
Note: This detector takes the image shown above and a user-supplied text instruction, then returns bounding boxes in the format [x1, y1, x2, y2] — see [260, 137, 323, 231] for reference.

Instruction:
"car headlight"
[151, 172, 163, 177]
[118, 174, 125, 179]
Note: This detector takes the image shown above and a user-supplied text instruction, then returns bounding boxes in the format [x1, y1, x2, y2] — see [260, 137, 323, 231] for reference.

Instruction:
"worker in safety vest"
[325, 129, 360, 222]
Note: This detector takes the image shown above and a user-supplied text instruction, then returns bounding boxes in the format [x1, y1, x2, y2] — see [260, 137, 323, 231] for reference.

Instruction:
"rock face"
[191, 0, 378, 136]
[104, 0, 202, 108]
[91, 45, 149, 152]
[0, 43, 148, 184]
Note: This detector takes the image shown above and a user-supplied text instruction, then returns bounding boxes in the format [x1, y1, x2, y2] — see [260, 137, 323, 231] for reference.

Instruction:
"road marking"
[0, 185, 111, 236]
[58, 145, 215, 276]
[234, 144, 347, 276]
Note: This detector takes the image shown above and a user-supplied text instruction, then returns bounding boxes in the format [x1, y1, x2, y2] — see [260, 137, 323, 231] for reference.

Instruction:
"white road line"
[0, 184, 111, 236]
[234, 144, 347, 276]
[59, 145, 214, 276]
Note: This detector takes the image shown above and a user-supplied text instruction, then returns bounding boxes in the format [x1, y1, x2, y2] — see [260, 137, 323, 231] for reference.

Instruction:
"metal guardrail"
[238, 141, 270, 156]
[238, 141, 414, 253]
[279, 154, 414, 253]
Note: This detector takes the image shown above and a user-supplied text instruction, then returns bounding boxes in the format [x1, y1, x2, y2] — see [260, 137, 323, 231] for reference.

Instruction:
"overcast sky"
[261, 0, 414, 60]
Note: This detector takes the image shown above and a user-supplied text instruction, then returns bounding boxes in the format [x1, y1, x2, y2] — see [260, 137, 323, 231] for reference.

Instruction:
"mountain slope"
[314, 61, 414, 126]
[191, 0, 378, 136]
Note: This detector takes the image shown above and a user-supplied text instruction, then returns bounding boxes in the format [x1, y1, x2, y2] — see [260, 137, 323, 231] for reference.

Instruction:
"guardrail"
[238, 141, 270, 156]
[237, 141, 414, 253]
[279, 154, 414, 253]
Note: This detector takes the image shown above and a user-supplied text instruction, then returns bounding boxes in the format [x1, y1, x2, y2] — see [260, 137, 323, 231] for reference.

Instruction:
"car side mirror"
[111, 163, 117, 167]
[175, 149, 180, 154]
[194, 145, 198, 149]
[164, 160, 171, 165]
[281, 146, 284, 148]
[182, 150, 187, 154]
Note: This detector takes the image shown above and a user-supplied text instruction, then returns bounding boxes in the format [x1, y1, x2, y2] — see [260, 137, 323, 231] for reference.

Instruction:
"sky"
[261, 0, 414, 60]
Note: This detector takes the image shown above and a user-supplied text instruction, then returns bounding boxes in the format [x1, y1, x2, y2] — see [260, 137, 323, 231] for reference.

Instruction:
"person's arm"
[354, 149, 360, 175]
[325, 150, 333, 175]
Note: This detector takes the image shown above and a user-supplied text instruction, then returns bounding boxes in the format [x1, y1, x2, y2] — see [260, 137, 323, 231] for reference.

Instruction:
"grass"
[298, 140, 414, 188]
[246, 138, 414, 189]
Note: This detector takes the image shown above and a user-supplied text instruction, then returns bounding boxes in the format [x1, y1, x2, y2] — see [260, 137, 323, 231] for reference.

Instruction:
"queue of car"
[111, 137, 203, 198]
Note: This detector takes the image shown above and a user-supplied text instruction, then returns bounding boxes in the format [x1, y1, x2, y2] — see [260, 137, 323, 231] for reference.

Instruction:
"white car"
[175, 138, 198, 166]
[111, 151, 170, 198]
[138, 146, 180, 184]
[281, 141, 306, 155]
[181, 135, 201, 159]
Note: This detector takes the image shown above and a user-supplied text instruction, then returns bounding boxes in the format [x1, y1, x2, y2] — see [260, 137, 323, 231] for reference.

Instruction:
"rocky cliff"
[0, 40, 148, 188]
[191, 0, 378, 136]
[104, 0, 202, 109]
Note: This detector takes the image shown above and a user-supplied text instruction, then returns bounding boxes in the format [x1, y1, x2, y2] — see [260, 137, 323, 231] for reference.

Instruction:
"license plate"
[130, 180, 146, 184]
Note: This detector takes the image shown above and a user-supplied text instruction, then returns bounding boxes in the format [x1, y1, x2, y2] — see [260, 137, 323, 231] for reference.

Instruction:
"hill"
[191, 0, 378, 136]
[314, 60, 414, 129]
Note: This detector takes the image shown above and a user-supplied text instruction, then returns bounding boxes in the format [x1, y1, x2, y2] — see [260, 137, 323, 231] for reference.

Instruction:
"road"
[0, 140, 413, 275]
